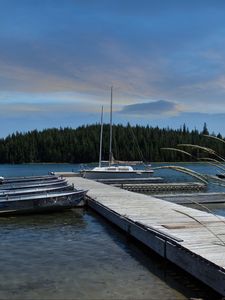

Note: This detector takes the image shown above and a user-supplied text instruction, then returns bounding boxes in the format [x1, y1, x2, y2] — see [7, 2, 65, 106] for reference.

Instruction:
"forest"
[0, 123, 224, 164]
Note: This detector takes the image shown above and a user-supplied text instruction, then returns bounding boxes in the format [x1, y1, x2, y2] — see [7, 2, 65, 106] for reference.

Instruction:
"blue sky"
[1, 0, 225, 137]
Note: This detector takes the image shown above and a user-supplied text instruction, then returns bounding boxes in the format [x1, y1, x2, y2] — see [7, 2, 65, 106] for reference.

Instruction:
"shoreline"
[0, 161, 218, 165]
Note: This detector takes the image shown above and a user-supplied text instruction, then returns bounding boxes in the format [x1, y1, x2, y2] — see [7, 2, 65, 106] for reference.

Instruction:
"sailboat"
[81, 87, 154, 180]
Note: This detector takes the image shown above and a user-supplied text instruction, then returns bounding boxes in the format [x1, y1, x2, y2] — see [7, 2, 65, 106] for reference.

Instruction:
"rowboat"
[0, 174, 59, 184]
[0, 189, 87, 215]
[0, 184, 73, 198]
[0, 178, 67, 190]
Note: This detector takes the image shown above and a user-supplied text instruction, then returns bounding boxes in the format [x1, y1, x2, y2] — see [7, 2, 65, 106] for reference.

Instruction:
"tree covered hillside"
[0, 123, 223, 164]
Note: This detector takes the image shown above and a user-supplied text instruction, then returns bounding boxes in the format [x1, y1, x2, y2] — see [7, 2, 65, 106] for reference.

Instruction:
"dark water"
[0, 163, 224, 299]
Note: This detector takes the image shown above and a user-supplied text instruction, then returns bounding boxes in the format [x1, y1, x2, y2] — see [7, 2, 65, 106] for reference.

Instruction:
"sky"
[1, 0, 225, 137]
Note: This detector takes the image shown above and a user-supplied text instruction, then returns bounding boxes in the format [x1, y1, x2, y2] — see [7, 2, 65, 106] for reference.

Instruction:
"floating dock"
[95, 177, 206, 192]
[113, 182, 206, 192]
[66, 176, 225, 296]
[154, 192, 225, 204]
[96, 177, 164, 184]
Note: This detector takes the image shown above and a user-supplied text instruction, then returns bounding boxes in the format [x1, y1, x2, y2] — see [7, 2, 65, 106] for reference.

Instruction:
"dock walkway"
[67, 177, 225, 296]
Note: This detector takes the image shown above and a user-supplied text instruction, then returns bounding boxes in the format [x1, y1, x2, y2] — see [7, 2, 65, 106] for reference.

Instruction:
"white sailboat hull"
[82, 169, 154, 179]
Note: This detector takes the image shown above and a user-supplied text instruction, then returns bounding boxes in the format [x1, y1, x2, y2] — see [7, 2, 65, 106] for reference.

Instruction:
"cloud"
[0, 102, 102, 117]
[0, 102, 101, 137]
[118, 100, 183, 116]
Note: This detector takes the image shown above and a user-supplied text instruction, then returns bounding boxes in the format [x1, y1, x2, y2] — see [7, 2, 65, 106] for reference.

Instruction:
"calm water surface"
[0, 163, 224, 299]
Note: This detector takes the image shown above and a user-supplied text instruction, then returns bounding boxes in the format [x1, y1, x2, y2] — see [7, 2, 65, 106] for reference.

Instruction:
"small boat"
[0, 189, 88, 215]
[0, 184, 73, 198]
[0, 178, 67, 190]
[0, 174, 59, 184]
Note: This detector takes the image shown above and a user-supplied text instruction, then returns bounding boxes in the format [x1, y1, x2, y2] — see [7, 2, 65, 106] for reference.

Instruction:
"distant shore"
[16, 161, 216, 165]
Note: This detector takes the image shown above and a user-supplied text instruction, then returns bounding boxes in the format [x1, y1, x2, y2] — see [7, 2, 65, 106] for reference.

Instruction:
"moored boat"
[0, 174, 59, 184]
[0, 184, 73, 198]
[0, 189, 88, 215]
[82, 165, 154, 179]
[0, 178, 67, 190]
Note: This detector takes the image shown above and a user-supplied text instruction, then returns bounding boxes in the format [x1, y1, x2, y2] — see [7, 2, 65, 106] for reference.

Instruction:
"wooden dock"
[66, 176, 225, 296]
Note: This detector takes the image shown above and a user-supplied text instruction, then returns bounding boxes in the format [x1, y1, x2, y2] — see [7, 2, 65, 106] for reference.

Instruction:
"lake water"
[0, 163, 224, 299]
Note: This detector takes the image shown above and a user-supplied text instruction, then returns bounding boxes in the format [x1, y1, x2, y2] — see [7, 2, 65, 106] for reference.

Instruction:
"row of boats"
[0, 174, 87, 216]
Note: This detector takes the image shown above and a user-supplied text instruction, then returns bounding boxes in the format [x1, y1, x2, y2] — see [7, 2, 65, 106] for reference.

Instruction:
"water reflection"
[0, 209, 221, 299]
[185, 202, 225, 218]
[0, 208, 86, 227]
[92, 209, 221, 300]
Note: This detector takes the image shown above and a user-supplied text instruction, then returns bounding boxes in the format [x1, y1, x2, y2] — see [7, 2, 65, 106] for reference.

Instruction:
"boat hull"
[0, 190, 87, 216]
[0, 185, 73, 198]
[0, 174, 59, 184]
[0, 179, 67, 190]
[82, 170, 154, 180]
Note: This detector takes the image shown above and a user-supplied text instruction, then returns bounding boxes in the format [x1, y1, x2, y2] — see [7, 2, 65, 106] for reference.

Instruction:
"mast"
[99, 106, 104, 167]
[109, 86, 113, 166]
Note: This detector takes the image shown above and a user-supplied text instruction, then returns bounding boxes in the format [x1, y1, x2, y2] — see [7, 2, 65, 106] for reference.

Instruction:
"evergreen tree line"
[0, 123, 224, 164]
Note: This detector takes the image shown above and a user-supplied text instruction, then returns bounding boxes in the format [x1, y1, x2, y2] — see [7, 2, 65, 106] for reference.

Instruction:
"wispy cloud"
[0, 102, 101, 117]
[118, 100, 183, 117]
